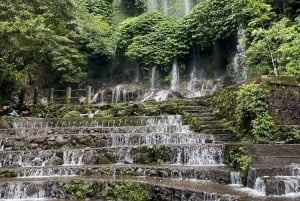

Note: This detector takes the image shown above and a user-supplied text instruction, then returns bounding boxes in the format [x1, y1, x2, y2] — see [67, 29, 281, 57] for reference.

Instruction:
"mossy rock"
[0, 116, 14, 128]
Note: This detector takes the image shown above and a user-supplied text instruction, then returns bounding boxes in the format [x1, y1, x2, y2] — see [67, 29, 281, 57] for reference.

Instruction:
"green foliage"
[183, 0, 244, 47]
[64, 180, 90, 199]
[109, 182, 151, 201]
[223, 146, 252, 185]
[0, 116, 14, 129]
[126, 20, 189, 74]
[63, 111, 80, 118]
[242, 18, 300, 80]
[251, 112, 277, 142]
[0, 0, 88, 90]
[146, 145, 172, 164]
[212, 82, 277, 142]
[79, 0, 113, 21]
[116, 12, 170, 51]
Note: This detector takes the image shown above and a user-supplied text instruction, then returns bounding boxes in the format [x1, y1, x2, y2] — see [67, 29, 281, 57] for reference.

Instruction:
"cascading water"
[0, 183, 45, 199]
[162, 0, 168, 15]
[150, 66, 157, 89]
[174, 145, 223, 166]
[112, 84, 127, 103]
[232, 28, 247, 83]
[183, 0, 192, 15]
[147, 0, 158, 12]
[230, 172, 242, 186]
[254, 177, 266, 196]
[63, 150, 84, 166]
[170, 59, 179, 91]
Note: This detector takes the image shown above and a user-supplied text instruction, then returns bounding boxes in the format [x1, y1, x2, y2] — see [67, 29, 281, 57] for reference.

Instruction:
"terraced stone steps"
[247, 144, 300, 167]
[0, 132, 214, 150]
[0, 176, 241, 201]
[6, 164, 231, 183]
[0, 144, 224, 167]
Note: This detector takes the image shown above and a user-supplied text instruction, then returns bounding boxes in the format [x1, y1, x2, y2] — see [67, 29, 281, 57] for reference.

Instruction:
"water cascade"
[170, 59, 179, 91]
[147, 0, 158, 12]
[230, 172, 242, 186]
[232, 28, 247, 83]
[183, 0, 192, 15]
[162, 0, 169, 15]
[112, 84, 127, 103]
[150, 66, 157, 89]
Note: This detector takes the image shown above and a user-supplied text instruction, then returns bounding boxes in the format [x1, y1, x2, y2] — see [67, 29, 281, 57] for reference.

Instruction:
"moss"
[102, 182, 151, 201]
[64, 180, 90, 199]
[0, 116, 14, 128]
[98, 153, 116, 164]
[63, 111, 80, 118]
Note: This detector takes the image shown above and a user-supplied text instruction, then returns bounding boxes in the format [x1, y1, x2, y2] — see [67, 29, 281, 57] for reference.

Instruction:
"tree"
[126, 20, 188, 74]
[0, 0, 88, 91]
[242, 18, 300, 80]
[183, 0, 245, 48]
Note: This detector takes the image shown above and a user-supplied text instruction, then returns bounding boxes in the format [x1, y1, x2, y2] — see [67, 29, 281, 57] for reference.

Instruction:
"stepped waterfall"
[1, 97, 299, 200]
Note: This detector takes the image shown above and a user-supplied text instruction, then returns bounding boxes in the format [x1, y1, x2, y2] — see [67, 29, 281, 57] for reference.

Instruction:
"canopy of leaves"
[242, 18, 300, 80]
[126, 20, 189, 73]
[183, 0, 244, 47]
[115, 12, 171, 51]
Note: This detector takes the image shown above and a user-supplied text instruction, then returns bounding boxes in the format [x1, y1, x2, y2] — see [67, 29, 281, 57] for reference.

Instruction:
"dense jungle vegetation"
[0, 0, 299, 103]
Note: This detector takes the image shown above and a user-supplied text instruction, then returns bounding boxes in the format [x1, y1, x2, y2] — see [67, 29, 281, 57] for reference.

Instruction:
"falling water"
[170, 59, 179, 91]
[254, 177, 266, 196]
[183, 0, 192, 15]
[187, 62, 197, 91]
[232, 28, 247, 83]
[147, 0, 158, 12]
[112, 85, 122, 103]
[162, 0, 168, 15]
[150, 66, 157, 89]
[174, 145, 223, 165]
[0, 183, 45, 199]
[230, 172, 242, 186]
[63, 150, 84, 166]
[91, 92, 99, 103]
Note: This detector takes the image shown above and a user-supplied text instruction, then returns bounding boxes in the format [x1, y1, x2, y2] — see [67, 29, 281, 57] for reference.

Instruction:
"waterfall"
[63, 150, 84, 166]
[162, 0, 168, 15]
[282, 177, 300, 194]
[0, 183, 45, 199]
[170, 59, 179, 91]
[230, 171, 242, 186]
[147, 0, 158, 12]
[174, 145, 223, 166]
[112, 85, 121, 103]
[19, 168, 76, 178]
[91, 92, 99, 103]
[232, 28, 247, 83]
[254, 177, 266, 196]
[187, 61, 197, 91]
[150, 66, 156, 89]
[183, 0, 192, 15]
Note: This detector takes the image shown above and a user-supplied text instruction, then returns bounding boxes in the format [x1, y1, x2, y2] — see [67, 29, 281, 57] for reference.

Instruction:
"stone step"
[247, 144, 300, 167]
[213, 134, 238, 143]
[202, 129, 233, 135]
[247, 144, 300, 157]
[8, 164, 232, 184]
[251, 156, 300, 167]
[0, 176, 240, 201]
[0, 132, 214, 151]
[12, 115, 185, 128]
[0, 144, 224, 167]
[254, 176, 300, 196]
[0, 125, 190, 137]
[247, 164, 300, 188]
